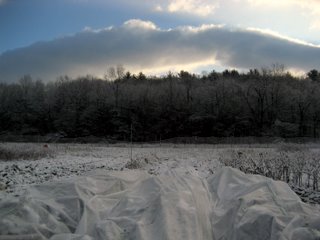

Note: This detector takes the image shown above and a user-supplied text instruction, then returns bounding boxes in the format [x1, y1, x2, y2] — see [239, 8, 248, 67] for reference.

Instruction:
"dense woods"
[1, 65, 320, 141]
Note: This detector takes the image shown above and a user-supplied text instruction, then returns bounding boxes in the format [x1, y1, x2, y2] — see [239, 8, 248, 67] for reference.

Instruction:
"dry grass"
[124, 153, 160, 169]
[0, 143, 55, 161]
[218, 144, 320, 190]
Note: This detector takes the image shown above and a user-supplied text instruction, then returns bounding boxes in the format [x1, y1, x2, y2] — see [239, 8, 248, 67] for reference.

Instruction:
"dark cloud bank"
[0, 20, 319, 82]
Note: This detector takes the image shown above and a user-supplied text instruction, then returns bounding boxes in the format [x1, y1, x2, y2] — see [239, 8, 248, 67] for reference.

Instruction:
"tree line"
[1, 65, 320, 141]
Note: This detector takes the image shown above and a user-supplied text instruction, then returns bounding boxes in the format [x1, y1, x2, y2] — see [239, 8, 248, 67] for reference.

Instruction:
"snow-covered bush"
[219, 145, 319, 191]
[124, 153, 160, 169]
[277, 143, 308, 153]
[308, 153, 320, 190]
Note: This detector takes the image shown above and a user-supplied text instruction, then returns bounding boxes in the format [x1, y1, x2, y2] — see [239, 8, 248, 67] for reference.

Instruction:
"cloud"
[246, 28, 319, 47]
[247, 0, 320, 9]
[154, 4, 163, 12]
[0, 19, 319, 82]
[310, 19, 320, 30]
[246, 0, 320, 31]
[0, 0, 7, 5]
[167, 0, 217, 16]
[123, 19, 158, 30]
[147, 0, 217, 16]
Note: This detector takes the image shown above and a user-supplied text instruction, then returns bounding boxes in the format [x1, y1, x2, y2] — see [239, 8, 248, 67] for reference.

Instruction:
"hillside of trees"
[1, 65, 320, 142]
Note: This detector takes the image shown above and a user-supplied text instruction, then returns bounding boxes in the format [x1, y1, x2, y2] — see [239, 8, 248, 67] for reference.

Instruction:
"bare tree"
[105, 66, 116, 81]
[116, 64, 125, 80]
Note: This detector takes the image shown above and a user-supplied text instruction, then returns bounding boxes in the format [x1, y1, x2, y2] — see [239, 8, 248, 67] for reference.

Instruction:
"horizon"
[0, 63, 311, 84]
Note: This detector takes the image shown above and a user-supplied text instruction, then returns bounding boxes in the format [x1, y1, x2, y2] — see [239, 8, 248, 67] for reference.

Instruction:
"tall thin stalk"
[130, 123, 133, 161]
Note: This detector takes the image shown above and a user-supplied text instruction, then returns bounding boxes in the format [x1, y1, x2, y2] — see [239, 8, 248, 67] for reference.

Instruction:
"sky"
[0, 0, 320, 82]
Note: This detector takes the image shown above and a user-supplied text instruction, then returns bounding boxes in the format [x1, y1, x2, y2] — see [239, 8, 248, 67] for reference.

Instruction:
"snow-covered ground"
[1, 143, 320, 205]
[1, 143, 320, 239]
[0, 143, 222, 198]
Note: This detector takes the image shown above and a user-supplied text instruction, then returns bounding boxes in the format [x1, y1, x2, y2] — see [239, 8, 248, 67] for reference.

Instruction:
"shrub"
[124, 153, 160, 169]
[218, 146, 319, 191]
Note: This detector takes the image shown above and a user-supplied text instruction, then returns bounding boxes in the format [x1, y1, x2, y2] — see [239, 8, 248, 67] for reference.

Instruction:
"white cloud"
[123, 19, 158, 30]
[167, 0, 217, 16]
[0, 0, 7, 5]
[247, 0, 294, 7]
[145, 0, 218, 16]
[310, 20, 320, 30]
[247, 0, 320, 8]
[246, 28, 320, 47]
[246, 0, 320, 31]
[154, 4, 163, 12]
[0, 19, 319, 82]
[82, 26, 113, 33]
[178, 24, 224, 33]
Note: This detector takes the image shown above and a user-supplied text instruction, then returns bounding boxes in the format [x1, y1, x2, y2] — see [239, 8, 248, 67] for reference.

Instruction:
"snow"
[0, 144, 221, 198]
[1, 143, 320, 239]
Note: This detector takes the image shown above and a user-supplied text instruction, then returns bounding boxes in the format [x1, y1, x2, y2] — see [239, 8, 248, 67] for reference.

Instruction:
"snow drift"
[0, 167, 319, 240]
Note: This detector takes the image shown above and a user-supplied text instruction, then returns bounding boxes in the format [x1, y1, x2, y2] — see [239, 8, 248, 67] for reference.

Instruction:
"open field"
[0, 143, 222, 197]
[1, 142, 320, 239]
[0, 142, 320, 204]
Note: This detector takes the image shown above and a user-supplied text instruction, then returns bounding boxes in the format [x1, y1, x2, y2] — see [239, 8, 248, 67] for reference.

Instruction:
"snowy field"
[0, 143, 223, 197]
[1, 143, 320, 239]
[1, 143, 320, 203]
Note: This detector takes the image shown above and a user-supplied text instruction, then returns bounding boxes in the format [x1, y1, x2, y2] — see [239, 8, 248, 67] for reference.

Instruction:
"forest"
[1, 65, 320, 142]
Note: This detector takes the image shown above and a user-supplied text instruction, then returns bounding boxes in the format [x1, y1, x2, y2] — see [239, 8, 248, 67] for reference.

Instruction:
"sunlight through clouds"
[246, 27, 320, 48]
[1, 19, 319, 82]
